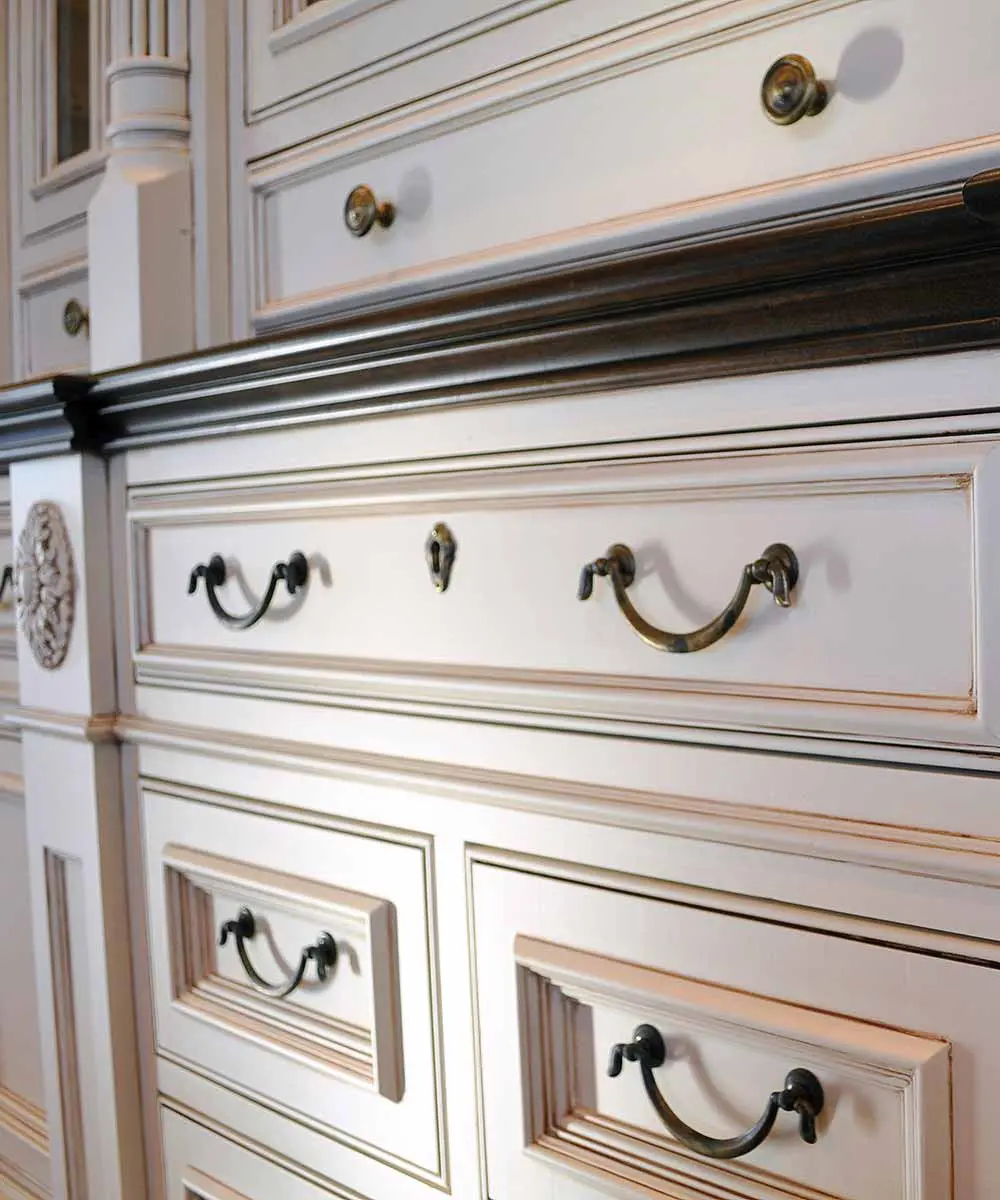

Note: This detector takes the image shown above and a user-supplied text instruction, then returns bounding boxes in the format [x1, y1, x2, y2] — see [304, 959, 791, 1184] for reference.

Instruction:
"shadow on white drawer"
[130, 439, 996, 746]
[144, 785, 443, 1183]
[467, 857, 1000, 1198]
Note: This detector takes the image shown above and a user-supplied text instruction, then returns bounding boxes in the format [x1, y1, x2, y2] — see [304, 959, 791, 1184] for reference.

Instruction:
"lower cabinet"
[143, 781, 443, 1184]
[470, 857, 988, 1199]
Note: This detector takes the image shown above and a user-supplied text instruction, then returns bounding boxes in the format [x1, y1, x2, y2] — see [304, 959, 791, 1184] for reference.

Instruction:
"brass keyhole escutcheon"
[425, 523, 456, 592]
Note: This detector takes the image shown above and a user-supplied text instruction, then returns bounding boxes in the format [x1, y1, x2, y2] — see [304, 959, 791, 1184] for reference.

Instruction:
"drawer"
[131, 438, 995, 746]
[468, 855, 1000, 1198]
[252, 0, 1000, 322]
[143, 783, 443, 1181]
[162, 1106, 348, 1200]
[19, 269, 89, 379]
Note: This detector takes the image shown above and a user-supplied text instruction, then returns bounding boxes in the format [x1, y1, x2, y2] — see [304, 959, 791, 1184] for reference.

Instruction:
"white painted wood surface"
[142, 783, 443, 1182]
[0, 482, 50, 1200]
[161, 1105, 356, 1200]
[236, 0, 1000, 329]
[129, 430, 991, 747]
[11, 456, 144, 1200]
[474, 864, 962, 1198]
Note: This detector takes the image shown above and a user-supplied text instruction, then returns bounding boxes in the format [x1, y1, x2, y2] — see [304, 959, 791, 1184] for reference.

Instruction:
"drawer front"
[246, 0, 534, 120]
[467, 855, 1000, 1198]
[19, 269, 89, 379]
[162, 1107, 349, 1200]
[131, 439, 992, 745]
[144, 784, 442, 1180]
[251, 0, 1000, 322]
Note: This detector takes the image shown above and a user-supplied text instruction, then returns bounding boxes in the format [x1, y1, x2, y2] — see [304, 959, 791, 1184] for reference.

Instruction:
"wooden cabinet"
[230, 0, 1000, 334]
[473, 858, 966, 1198]
[6, 0, 103, 379]
[8, 9, 1000, 1200]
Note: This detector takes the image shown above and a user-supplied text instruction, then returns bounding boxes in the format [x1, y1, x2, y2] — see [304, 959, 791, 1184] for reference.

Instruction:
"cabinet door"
[0, 782, 50, 1200]
[8, 0, 105, 380]
[11, 0, 107, 242]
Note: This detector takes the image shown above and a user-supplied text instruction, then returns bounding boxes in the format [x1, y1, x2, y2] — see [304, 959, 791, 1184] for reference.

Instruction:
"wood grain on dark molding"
[5, 178, 1000, 457]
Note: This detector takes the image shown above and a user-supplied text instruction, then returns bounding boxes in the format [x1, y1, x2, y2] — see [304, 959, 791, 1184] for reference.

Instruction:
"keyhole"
[425, 522, 456, 592]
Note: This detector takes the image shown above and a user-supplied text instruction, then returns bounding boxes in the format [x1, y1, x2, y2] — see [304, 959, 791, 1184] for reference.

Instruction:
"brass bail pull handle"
[609, 1024, 825, 1160]
[219, 907, 337, 1001]
[578, 542, 798, 653]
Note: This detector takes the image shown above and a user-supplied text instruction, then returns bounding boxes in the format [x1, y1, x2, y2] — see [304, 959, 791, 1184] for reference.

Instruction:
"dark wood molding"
[5, 177, 1000, 458]
[0, 375, 97, 462]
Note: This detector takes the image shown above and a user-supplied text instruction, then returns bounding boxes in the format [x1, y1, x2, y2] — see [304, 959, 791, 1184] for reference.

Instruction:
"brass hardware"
[578, 542, 798, 653]
[963, 169, 1000, 224]
[609, 1024, 824, 1160]
[344, 185, 395, 237]
[761, 55, 828, 125]
[62, 299, 89, 337]
[425, 523, 456, 592]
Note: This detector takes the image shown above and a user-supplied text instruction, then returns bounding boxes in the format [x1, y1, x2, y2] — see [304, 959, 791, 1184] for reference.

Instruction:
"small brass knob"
[344, 185, 395, 237]
[761, 55, 828, 125]
[62, 299, 89, 337]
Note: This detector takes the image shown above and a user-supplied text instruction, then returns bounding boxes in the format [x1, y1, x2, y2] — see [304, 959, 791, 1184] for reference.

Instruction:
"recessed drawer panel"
[469, 857, 1000, 1197]
[131, 439, 994, 745]
[144, 784, 442, 1181]
[251, 0, 1000, 324]
[20, 270, 89, 379]
[162, 1106, 351, 1200]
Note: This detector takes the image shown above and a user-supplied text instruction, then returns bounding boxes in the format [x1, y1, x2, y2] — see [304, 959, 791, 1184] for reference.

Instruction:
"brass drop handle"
[609, 1024, 825, 1160]
[344, 184, 396, 237]
[62, 299, 89, 337]
[761, 55, 828, 125]
[578, 542, 798, 653]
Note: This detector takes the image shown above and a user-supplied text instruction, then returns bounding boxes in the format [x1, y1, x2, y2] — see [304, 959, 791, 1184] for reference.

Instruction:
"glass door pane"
[55, 0, 90, 163]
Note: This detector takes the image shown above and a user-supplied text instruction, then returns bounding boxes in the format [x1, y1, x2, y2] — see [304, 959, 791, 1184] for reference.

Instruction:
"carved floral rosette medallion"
[16, 501, 76, 670]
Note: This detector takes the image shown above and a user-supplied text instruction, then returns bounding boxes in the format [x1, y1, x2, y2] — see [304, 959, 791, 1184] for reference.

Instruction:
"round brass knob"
[761, 55, 828, 125]
[343, 185, 395, 237]
[62, 299, 89, 337]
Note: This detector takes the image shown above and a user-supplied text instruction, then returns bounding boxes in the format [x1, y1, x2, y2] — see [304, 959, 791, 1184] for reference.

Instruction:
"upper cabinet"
[228, 0, 1000, 339]
[6, 0, 106, 379]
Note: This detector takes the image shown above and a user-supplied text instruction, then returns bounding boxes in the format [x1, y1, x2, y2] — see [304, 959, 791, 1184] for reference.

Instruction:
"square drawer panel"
[469, 856, 1000, 1197]
[249, 0, 1000, 325]
[143, 784, 443, 1182]
[162, 1106, 354, 1200]
[131, 438, 994, 746]
[18, 267, 89, 379]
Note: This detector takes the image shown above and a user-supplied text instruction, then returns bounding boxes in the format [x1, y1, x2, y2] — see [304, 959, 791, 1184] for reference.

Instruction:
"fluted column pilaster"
[88, 0, 194, 371]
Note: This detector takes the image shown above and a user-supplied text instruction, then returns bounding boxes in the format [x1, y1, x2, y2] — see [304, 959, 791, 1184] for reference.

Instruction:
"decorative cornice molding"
[5, 175, 1000, 456]
[0, 376, 98, 462]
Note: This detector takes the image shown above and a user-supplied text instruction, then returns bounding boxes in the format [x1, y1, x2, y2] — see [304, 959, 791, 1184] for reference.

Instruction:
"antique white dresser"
[4, 4, 1000, 1200]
